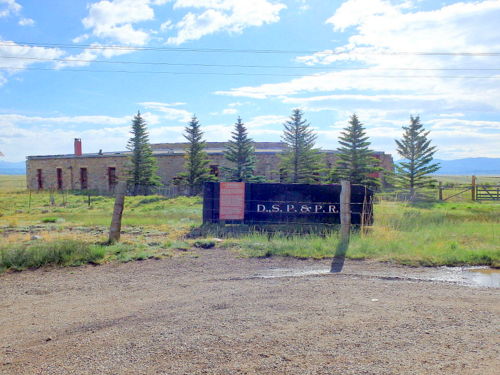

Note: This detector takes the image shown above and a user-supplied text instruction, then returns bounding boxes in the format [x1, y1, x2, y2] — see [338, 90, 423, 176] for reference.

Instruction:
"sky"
[0, 0, 499, 162]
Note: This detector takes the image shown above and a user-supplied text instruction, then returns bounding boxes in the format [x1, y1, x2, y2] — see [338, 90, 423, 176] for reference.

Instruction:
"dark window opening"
[108, 167, 117, 190]
[210, 165, 219, 177]
[37, 169, 43, 189]
[56, 168, 63, 190]
[80, 168, 88, 190]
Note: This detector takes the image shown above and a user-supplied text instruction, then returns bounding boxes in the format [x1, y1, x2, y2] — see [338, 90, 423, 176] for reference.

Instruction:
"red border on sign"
[219, 182, 245, 220]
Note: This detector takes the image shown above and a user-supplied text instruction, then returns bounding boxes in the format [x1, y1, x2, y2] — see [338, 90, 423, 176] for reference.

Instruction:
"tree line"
[127, 109, 439, 197]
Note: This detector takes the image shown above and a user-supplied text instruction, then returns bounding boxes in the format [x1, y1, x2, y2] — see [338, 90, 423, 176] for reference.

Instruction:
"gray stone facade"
[26, 141, 394, 192]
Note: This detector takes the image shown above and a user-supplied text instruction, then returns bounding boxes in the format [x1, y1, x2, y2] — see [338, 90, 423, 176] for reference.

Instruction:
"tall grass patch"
[230, 201, 499, 267]
[0, 239, 106, 271]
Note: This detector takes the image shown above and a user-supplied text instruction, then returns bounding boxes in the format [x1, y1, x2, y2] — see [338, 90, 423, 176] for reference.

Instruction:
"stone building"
[26, 139, 394, 192]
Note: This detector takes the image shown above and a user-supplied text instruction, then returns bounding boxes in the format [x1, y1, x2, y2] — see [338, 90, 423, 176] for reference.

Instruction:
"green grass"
[0, 239, 106, 271]
[434, 175, 500, 185]
[0, 175, 26, 192]
[225, 201, 500, 267]
[0, 173, 498, 271]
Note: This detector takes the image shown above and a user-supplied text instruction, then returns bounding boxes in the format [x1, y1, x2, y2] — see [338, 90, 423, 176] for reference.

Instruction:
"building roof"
[27, 141, 389, 160]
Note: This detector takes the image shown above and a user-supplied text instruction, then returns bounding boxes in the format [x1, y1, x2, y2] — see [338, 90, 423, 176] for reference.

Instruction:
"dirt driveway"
[1, 250, 498, 375]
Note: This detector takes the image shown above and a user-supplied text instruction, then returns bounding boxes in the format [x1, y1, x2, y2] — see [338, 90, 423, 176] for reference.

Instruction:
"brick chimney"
[74, 138, 82, 156]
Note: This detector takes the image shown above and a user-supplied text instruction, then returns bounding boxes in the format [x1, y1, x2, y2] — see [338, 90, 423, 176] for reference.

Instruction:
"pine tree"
[126, 111, 160, 195]
[279, 109, 323, 183]
[330, 114, 381, 187]
[222, 117, 264, 182]
[395, 116, 440, 197]
[177, 116, 212, 195]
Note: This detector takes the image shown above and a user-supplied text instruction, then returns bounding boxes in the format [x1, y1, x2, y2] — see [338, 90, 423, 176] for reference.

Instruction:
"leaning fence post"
[340, 180, 351, 244]
[108, 181, 127, 243]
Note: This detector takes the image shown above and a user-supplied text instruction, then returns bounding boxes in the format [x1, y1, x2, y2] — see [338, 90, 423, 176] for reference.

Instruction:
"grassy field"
[0, 175, 25, 191]
[433, 175, 500, 185]
[0, 175, 498, 272]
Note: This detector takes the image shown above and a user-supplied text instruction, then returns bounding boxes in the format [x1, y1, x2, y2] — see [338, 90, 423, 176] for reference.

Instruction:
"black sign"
[203, 182, 373, 225]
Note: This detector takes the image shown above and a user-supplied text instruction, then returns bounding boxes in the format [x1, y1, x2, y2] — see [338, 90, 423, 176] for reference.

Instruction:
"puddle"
[253, 266, 500, 288]
[254, 268, 331, 279]
[463, 268, 500, 288]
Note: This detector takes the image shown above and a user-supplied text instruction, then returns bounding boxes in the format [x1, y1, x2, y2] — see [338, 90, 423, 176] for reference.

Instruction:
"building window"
[108, 167, 117, 190]
[56, 168, 63, 190]
[37, 169, 43, 189]
[210, 165, 219, 177]
[80, 168, 88, 190]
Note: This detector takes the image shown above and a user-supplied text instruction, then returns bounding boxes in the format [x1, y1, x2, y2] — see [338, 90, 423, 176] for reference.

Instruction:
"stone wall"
[26, 150, 394, 192]
[27, 155, 129, 192]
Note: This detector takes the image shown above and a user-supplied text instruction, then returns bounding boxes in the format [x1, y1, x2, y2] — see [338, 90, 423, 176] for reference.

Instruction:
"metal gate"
[476, 185, 500, 201]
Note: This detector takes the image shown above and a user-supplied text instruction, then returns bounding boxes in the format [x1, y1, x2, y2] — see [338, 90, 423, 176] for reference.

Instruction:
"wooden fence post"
[438, 181, 443, 201]
[340, 180, 351, 244]
[331, 180, 352, 273]
[108, 181, 127, 243]
[471, 175, 476, 201]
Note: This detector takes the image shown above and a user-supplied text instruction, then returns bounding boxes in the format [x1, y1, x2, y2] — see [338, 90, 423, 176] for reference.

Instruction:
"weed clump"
[0, 240, 106, 271]
[41, 217, 59, 223]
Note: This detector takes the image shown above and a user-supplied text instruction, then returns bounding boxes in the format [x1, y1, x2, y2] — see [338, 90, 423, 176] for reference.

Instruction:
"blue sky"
[0, 0, 499, 162]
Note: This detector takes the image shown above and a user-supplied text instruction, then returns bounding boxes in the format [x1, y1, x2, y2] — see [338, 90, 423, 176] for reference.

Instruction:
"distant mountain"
[433, 158, 500, 175]
[0, 161, 26, 175]
[395, 157, 500, 175]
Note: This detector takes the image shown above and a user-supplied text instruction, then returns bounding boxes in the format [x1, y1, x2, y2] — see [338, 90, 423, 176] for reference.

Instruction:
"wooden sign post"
[340, 180, 351, 244]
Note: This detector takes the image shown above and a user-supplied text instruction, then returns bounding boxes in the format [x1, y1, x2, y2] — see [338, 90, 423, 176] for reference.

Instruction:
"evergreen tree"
[177, 116, 212, 195]
[222, 117, 264, 182]
[395, 116, 440, 197]
[330, 114, 381, 187]
[279, 109, 323, 183]
[126, 111, 160, 195]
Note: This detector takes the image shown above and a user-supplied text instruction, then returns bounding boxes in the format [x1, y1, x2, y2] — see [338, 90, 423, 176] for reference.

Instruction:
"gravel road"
[1, 250, 498, 374]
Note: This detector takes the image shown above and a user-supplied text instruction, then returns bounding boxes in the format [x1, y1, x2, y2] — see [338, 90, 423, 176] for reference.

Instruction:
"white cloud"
[428, 118, 500, 131]
[53, 43, 134, 69]
[211, 107, 239, 115]
[80, 0, 156, 45]
[139, 101, 192, 122]
[245, 114, 288, 128]
[1, 1, 35, 26]
[0, 113, 130, 126]
[0, 109, 189, 161]
[313, 112, 500, 158]
[217, 0, 500, 118]
[0, 41, 65, 79]
[18, 17, 34, 26]
[228, 101, 248, 107]
[326, 0, 401, 32]
[222, 108, 238, 115]
[296, 0, 310, 12]
[160, 19, 173, 31]
[0, 0, 21, 18]
[72, 34, 90, 44]
[166, 0, 286, 45]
